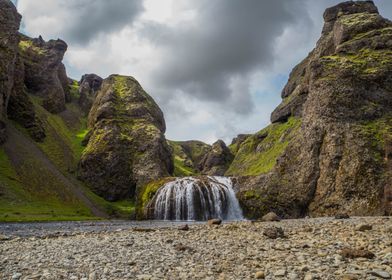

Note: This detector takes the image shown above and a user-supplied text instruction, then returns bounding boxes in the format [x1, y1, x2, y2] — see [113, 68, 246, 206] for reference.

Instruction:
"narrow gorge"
[0, 0, 391, 222]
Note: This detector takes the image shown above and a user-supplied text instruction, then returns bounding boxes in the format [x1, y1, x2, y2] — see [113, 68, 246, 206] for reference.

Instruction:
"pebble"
[369, 270, 391, 279]
[0, 217, 390, 279]
[274, 269, 286, 277]
[356, 224, 372, 231]
[11, 273, 22, 280]
[255, 271, 265, 279]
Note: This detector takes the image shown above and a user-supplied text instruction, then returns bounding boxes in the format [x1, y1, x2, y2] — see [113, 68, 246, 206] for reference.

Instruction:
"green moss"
[226, 117, 301, 176]
[173, 156, 196, 176]
[339, 12, 379, 27]
[358, 116, 392, 161]
[0, 146, 95, 222]
[69, 81, 80, 99]
[168, 140, 210, 176]
[19, 39, 46, 55]
[321, 48, 392, 77]
[135, 177, 175, 219]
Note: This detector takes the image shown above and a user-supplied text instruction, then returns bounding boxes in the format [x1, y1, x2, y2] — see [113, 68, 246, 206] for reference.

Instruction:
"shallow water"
[0, 220, 205, 237]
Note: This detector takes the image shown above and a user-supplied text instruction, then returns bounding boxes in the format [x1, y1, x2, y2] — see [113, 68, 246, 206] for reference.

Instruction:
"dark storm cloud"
[61, 0, 144, 45]
[140, 0, 312, 114]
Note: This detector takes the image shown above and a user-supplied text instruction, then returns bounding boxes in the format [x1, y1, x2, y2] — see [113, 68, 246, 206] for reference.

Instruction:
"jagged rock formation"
[0, 0, 20, 144]
[7, 55, 46, 141]
[199, 140, 234, 176]
[168, 140, 211, 176]
[233, 1, 392, 218]
[18, 34, 69, 113]
[229, 134, 251, 154]
[78, 73, 103, 114]
[79, 75, 173, 201]
[169, 139, 234, 176]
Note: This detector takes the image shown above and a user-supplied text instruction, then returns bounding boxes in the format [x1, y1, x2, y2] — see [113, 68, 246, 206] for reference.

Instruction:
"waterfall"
[148, 176, 243, 221]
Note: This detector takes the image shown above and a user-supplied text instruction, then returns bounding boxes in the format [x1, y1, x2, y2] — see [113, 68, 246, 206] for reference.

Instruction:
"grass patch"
[0, 147, 95, 222]
[226, 117, 301, 176]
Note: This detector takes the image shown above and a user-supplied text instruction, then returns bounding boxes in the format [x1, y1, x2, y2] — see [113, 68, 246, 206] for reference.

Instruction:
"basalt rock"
[0, 0, 21, 144]
[79, 75, 173, 201]
[233, 1, 392, 218]
[199, 140, 234, 176]
[7, 56, 45, 141]
[18, 34, 69, 113]
[78, 73, 103, 114]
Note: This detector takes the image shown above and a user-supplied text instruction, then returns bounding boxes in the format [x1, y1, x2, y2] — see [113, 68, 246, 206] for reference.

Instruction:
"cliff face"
[79, 75, 173, 201]
[19, 35, 69, 113]
[0, 0, 20, 144]
[233, 1, 392, 218]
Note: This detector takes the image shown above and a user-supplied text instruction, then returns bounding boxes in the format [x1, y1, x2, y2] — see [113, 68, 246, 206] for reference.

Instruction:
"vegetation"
[0, 146, 95, 222]
[19, 39, 46, 55]
[168, 140, 210, 176]
[135, 177, 175, 219]
[226, 117, 301, 176]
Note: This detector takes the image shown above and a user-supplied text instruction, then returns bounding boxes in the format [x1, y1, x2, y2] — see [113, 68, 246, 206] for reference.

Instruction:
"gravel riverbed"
[0, 217, 391, 280]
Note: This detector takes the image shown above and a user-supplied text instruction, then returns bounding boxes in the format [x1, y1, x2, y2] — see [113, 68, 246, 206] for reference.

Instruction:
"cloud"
[17, 0, 144, 45]
[140, 0, 311, 115]
[15, 0, 392, 144]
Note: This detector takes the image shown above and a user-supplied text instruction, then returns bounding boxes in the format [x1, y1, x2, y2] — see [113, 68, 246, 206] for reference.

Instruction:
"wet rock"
[207, 219, 222, 226]
[261, 212, 281, 222]
[178, 224, 189, 231]
[335, 213, 350, 220]
[263, 226, 284, 239]
[340, 248, 375, 259]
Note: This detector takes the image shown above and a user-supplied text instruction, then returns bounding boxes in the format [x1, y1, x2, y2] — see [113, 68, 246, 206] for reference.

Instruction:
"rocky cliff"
[0, 0, 20, 144]
[79, 75, 173, 201]
[232, 1, 392, 218]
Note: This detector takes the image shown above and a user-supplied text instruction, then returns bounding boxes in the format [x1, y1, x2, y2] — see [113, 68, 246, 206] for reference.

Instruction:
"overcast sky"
[14, 0, 392, 144]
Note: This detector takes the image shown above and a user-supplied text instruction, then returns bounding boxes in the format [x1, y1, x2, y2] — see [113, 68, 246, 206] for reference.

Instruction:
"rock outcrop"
[233, 1, 392, 218]
[79, 75, 173, 201]
[0, 0, 21, 144]
[168, 140, 211, 176]
[199, 140, 234, 176]
[18, 34, 69, 113]
[78, 73, 103, 114]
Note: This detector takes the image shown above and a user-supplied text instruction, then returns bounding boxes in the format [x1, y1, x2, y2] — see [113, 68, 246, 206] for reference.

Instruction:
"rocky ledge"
[0, 217, 391, 279]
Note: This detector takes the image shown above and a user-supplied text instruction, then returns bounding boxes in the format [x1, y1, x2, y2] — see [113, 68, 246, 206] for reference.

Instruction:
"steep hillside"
[232, 0, 392, 218]
[0, 0, 138, 221]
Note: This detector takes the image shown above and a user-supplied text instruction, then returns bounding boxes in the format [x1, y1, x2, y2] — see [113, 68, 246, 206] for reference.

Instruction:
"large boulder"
[0, 0, 21, 144]
[79, 75, 173, 201]
[232, 1, 392, 218]
[199, 140, 234, 176]
[78, 73, 103, 114]
[18, 34, 69, 113]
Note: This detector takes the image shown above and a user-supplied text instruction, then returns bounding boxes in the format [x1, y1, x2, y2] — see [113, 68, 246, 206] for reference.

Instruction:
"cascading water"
[148, 176, 244, 221]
